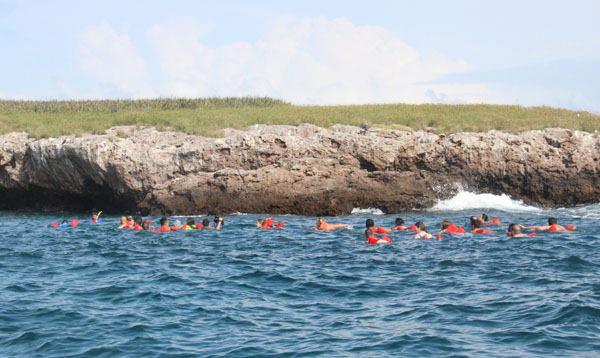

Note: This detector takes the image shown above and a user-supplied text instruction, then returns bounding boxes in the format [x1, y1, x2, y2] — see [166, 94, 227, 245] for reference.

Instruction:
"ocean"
[1, 192, 599, 357]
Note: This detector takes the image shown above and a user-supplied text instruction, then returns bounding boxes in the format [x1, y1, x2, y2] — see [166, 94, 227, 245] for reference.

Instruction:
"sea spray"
[429, 191, 540, 212]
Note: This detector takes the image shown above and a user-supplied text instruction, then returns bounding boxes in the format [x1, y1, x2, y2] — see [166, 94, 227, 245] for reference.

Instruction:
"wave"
[429, 191, 541, 212]
[351, 208, 384, 215]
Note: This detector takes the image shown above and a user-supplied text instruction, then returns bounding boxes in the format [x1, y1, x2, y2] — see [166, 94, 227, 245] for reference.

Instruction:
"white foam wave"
[429, 191, 541, 212]
[351, 208, 385, 215]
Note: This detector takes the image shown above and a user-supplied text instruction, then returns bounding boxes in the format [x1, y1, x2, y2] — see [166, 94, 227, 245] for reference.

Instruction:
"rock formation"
[1, 124, 599, 215]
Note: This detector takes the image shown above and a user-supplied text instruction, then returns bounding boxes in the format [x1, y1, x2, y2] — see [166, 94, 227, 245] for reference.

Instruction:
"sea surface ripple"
[1, 205, 600, 357]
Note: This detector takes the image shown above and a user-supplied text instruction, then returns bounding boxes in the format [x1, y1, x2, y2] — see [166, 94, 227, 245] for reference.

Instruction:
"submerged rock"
[1, 125, 598, 215]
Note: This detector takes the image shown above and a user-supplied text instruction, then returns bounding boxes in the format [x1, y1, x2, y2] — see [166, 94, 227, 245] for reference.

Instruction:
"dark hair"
[142, 222, 150, 230]
[366, 219, 374, 228]
[62, 220, 68, 224]
[441, 220, 452, 230]
[395, 218, 404, 226]
[548, 217, 557, 225]
[507, 223, 515, 232]
[415, 221, 426, 231]
[135, 217, 143, 224]
[202, 218, 210, 227]
[509, 224, 522, 235]
[471, 219, 481, 229]
[160, 217, 168, 226]
[186, 218, 195, 226]
[481, 214, 489, 222]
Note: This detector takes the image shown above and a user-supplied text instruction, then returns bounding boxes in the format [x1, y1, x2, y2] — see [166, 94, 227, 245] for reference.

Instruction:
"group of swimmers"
[116, 215, 223, 232]
[360, 215, 576, 244]
[54, 211, 575, 245]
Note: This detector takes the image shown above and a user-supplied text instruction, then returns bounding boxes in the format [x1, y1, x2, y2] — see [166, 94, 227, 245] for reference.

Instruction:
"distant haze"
[0, 0, 599, 112]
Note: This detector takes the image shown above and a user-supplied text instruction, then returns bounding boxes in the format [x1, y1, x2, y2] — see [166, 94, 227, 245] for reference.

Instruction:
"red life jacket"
[472, 228, 493, 234]
[263, 218, 275, 229]
[565, 225, 576, 230]
[376, 227, 387, 234]
[408, 224, 416, 231]
[71, 219, 79, 227]
[445, 223, 458, 233]
[368, 235, 392, 245]
[456, 226, 466, 233]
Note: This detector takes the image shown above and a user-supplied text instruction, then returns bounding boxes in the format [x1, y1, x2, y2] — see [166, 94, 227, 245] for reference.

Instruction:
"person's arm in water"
[215, 218, 223, 230]
[523, 225, 549, 230]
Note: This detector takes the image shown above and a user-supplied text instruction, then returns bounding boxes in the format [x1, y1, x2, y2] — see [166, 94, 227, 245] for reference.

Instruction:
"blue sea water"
[1, 193, 600, 357]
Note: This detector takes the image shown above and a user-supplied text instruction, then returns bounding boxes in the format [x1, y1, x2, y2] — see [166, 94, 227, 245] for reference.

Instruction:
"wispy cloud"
[75, 16, 488, 104]
[77, 21, 155, 98]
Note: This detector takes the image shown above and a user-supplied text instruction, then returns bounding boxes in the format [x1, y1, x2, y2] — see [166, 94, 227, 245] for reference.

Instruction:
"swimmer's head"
[62, 220, 68, 224]
[256, 219, 265, 228]
[509, 224, 522, 236]
[415, 221, 426, 232]
[471, 219, 482, 229]
[126, 216, 133, 222]
[365, 219, 374, 228]
[142, 222, 150, 230]
[202, 218, 210, 227]
[395, 218, 404, 226]
[135, 217, 143, 224]
[548, 217, 557, 225]
[160, 217, 168, 226]
[316, 217, 325, 226]
[441, 220, 452, 230]
[120, 216, 127, 224]
[186, 218, 195, 226]
[480, 214, 489, 222]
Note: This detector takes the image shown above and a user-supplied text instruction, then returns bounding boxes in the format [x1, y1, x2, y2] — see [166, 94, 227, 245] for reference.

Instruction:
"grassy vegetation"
[1, 97, 599, 138]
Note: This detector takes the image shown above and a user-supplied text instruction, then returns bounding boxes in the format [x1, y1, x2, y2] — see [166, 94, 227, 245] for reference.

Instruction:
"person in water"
[524, 217, 573, 232]
[142, 221, 151, 231]
[118, 216, 130, 229]
[413, 222, 433, 239]
[179, 218, 198, 230]
[507, 224, 529, 237]
[471, 218, 494, 234]
[315, 217, 349, 231]
[153, 217, 176, 232]
[132, 217, 143, 230]
[202, 217, 222, 230]
[126, 216, 134, 227]
[88, 211, 102, 223]
[257, 218, 284, 229]
[394, 218, 407, 230]
[480, 213, 501, 225]
[365, 219, 392, 244]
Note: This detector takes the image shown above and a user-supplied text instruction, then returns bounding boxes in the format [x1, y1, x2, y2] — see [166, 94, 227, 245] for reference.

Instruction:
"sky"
[0, 0, 599, 111]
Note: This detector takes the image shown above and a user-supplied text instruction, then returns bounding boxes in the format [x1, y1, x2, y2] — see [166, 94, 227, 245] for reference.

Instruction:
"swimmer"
[471, 218, 494, 234]
[508, 224, 528, 237]
[181, 218, 199, 230]
[88, 211, 102, 223]
[524, 217, 572, 232]
[59, 219, 69, 228]
[257, 218, 284, 229]
[394, 218, 408, 231]
[365, 219, 392, 244]
[142, 221, 151, 231]
[315, 217, 349, 231]
[126, 216, 134, 227]
[413, 222, 433, 239]
[440, 220, 454, 232]
[202, 217, 222, 230]
[153, 217, 175, 232]
[480, 213, 501, 225]
[133, 216, 143, 230]
[117, 216, 130, 229]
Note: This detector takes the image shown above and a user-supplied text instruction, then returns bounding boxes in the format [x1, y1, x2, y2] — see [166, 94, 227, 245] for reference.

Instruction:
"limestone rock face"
[1, 125, 598, 215]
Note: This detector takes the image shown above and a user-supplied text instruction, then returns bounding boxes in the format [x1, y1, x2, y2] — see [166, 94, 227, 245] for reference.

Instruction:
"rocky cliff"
[1, 124, 599, 215]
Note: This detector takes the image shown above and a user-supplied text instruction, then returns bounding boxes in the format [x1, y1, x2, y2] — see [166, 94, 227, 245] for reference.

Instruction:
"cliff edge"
[1, 124, 598, 215]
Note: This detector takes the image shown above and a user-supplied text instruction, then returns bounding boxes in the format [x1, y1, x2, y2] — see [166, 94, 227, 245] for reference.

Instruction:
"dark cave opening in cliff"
[0, 183, 139, 214]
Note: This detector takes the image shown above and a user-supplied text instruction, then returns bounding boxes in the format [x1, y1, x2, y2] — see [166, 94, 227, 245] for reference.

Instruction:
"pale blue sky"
[1, 0, 599, 111]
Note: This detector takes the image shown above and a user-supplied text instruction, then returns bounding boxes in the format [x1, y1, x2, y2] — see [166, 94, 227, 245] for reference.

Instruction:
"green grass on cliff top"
[1, 97, 599, 138]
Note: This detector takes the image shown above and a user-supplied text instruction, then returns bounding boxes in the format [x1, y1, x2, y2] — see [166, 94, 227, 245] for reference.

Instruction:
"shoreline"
[1, 124, 599, 215]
